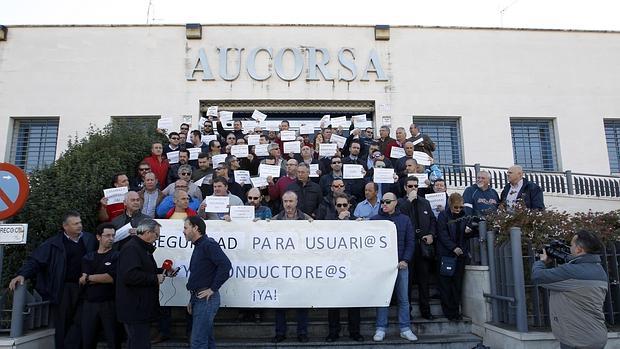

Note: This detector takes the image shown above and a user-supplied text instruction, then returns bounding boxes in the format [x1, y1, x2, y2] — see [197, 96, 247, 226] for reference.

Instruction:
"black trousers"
[409, 243, 434, 315]
[81, 300, 118, 349]
[123, 322, 151, 349]
[327, 308, 361, 336]
[437, 257, 466, 318]
[52, 282, 82, 349]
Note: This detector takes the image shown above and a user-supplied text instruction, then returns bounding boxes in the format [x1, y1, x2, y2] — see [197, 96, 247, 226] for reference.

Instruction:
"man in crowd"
[268, 158, 298, 205]
[246, 187, 273, 220]
[408, 123, 436, 157]
[532, 230, 608, 349]
[395, 141, 415, 174]
[500, 165, 545, 210]
[354, 182, 381, 219]
[129, 161, 151, 192]
[9, 211, 98, 349]
[163, 164, 203, 201]
[316, 179, 348, 220]
[431, 178, 449, 211]
[143, 141, 169, 188]
[377, 126, 396, 157]
[398, 176, 437, 320]
[164, 132, 181, 156]
[111, 191, 149, 246]
[138, 172, 164, 218]
[112, 191, 149, 231]
[319, 156, 344, 196]
[98, 173, 130, 222]
[272, 191, 312, 343]
[156, 180, 201, 218]
[385, 127, 408, 159]
[183, 216, 232, 348]
[167, 149, 191, 185]
[463, 170, 500, 217]
[202, 120, 216, 136]
[192, 153, 213, 182]
[286, 163, 322, 218]
[80, 223, 119, 349]
[370, 193, 417, 342]
[164, 190, 198, 219]
[216, 119, 244, 140]
[116, 219, 165, 349]
[200, 177, 244, 220]
[190, 130, 209, 153]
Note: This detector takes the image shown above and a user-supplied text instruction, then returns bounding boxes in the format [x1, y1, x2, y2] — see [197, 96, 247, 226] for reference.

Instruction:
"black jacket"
[500, 178, 545, 210]
[116, 235, 161, 324]
[17, 232, 97, 304]
[398, 197, 437, 239]
[286, 180, 323, 217]
[436, 210, 475, 257]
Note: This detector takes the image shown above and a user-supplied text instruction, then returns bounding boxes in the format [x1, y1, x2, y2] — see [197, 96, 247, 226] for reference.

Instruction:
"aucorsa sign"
[0, 163, 29, 220]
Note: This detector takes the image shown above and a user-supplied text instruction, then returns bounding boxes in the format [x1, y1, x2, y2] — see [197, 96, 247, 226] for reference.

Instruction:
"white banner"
[153, 220, 398, 308]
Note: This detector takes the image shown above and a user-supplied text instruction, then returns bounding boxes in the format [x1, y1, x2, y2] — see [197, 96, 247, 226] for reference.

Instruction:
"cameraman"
[531, 230, 608, 349]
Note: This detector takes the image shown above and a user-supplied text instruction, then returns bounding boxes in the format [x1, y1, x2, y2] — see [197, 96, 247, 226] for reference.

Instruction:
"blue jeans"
[376, 268, 411, 332]
[191, 291, 220, 349]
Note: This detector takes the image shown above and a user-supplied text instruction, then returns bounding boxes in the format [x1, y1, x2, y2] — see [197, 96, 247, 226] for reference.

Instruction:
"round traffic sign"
[0, 163, 30, 220]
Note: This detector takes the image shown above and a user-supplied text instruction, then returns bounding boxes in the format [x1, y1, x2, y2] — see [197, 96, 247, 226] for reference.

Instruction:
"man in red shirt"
[143, 142, 169, 188]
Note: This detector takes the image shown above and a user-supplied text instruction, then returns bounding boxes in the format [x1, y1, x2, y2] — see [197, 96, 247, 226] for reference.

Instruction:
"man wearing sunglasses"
[370, 193, 417, 342]
[398, 177, 437, 320]
[164, 132, 181, 156]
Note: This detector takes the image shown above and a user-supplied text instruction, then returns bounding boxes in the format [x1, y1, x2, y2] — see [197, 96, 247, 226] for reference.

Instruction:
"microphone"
[161, 259, 179, 277]
[162, 259, 173, 272]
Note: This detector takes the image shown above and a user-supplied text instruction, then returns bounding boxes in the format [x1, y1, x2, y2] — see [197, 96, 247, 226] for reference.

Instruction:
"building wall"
[1, 24, 619, 174]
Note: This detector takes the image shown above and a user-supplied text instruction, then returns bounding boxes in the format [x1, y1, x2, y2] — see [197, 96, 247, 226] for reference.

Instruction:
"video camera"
[540, 240, 571, 263]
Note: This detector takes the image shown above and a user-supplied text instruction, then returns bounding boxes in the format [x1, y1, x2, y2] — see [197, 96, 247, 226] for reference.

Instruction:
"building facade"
[1, 24, 619, 174]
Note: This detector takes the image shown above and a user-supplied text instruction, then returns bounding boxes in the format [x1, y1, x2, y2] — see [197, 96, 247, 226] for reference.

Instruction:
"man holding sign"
[183, 216, 232, 349]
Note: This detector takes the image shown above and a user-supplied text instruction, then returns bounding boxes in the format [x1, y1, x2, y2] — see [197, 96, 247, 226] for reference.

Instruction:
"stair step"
[151, 333, 482, 348]
[211, 317, 471, 338]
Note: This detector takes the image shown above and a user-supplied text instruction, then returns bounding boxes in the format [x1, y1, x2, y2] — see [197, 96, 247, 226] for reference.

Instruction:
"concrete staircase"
[153, 300, 482, 348]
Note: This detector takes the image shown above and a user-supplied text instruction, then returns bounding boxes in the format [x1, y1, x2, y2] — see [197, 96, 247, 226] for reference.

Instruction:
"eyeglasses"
[332, 184, 344, 188]
[247, 196, 260, 200]
[180, 127, 189, 131]
[331, 161, 341, 165]
[139, 168, 150, 172]
[376, 165, 386, 168]
[170, 137, 180, 140]
[180, 172, 191, 176]
[335, 203, 349, 207]
[406, 184, 418, 188]
[216, 167, 226, 171]
[453, 206, 464, 210]
[380, 199, 395, 204]
[213, 145, 221, 148]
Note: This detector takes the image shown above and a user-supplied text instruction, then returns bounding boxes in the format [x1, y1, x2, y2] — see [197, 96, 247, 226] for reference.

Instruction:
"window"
[605, 119, 620, 174]
[411, 117, 462, 164]
[510, 119, 558, 171]
[10, 118, 60, 173]
[111, 115, 159, 131]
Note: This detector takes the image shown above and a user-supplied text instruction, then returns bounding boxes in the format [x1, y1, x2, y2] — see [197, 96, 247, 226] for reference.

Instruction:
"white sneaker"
[400, 329, 418, 341]
[373, 330, 386, 342]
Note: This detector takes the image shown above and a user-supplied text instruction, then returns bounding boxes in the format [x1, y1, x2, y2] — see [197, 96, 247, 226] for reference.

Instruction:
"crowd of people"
[8, 115, 548, 348]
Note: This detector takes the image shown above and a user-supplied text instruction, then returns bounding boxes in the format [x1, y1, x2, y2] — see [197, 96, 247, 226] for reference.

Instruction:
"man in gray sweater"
[531, 230, 608, 349]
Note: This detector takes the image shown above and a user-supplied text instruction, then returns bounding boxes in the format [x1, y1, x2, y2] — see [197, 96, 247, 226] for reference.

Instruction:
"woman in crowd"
[436, 192, 475, 321]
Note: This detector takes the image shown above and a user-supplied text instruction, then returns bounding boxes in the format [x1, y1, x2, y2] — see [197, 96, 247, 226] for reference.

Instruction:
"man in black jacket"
[286, 163, 322, 218]
[398, 177, 438, 319]
[9, 211, 97, 349]
[116, 219, 165, 349]
[500, 165, 545, 210]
